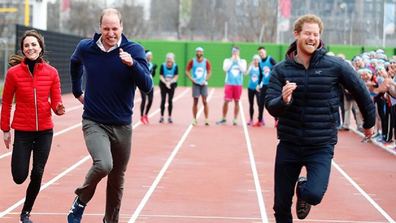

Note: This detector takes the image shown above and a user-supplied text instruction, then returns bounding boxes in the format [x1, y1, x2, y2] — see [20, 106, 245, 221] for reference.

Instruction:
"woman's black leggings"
[12, 129, 53, 212]
[140, 89, 154, 117]
[248, 88, 260, 120]
[159, 82, 177, 116]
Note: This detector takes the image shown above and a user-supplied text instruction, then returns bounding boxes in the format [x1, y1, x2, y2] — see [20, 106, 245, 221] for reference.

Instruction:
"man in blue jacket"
[67, 8, 153, 223]
[265, 14, 375, 223]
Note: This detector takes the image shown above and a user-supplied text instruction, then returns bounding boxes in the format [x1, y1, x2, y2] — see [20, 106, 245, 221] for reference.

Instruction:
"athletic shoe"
[216, 119, 226, 125]
[20, 211, 33, 223]
[233, 119, 237, 125]
[252, 121, 261, 127]
[247, 120, 253, 125]
[260, 119, 265, 126]
[361, 137, 372, 143]
[192, 119, 197, 126]
[205, 120, 210, 126]
[168, 117, 173, 123]
[140, 116, 146, 124]
[67, 196, 86, 223]
[159, 117, 164, 123]
[144, 115, 149, 124]
[296, 177, 311, 220]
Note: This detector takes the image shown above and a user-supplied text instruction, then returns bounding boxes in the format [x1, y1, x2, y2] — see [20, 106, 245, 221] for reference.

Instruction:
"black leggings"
[140, 89, 154, 117]
[160, 82, 177, 116]
[12, 129, 53, 212]
[248, 88, 260, 120]
[258, 85, 268, 121]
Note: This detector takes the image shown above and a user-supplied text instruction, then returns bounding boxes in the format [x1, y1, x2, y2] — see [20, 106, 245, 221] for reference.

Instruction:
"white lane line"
[0, 90, 162, 160]
[0, 88, 183, 218]
[239, 100, 269, 223]
[128, 88, 215, 223]
[0, 155, 91, 218]
[332, 161, 395, 223]
[0, 122, 83, 161]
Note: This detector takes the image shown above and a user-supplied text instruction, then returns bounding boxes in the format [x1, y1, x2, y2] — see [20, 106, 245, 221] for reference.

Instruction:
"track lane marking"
[0, 89, 185, 219]
[332, 161, 395, 223]
[128, 88, 215, 223]
[239, 100, 269, 223]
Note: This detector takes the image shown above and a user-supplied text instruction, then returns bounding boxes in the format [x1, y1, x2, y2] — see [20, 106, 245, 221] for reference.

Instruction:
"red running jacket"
[1, 58, 62, 132]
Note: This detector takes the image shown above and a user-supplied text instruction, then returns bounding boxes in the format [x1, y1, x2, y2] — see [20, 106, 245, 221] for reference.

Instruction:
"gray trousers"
[75, 119, 132, 223]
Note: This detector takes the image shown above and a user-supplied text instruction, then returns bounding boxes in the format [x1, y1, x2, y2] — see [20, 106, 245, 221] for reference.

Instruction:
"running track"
[0, 87, 395, 223]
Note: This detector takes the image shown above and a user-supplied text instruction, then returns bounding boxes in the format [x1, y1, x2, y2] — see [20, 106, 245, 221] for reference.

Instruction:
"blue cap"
[232, 47, 240, 53]
[252, 54, 260, 60]
[195, 47, 204, 52]
[145, 51, 152, 57]
[376, 65, 385, 71]
[166, 53, 174, 60]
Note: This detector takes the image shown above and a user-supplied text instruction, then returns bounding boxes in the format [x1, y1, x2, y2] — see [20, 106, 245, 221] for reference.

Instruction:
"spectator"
[185, 47, 212, 126]
[216, 46, 247, 125]
[159, 52, 178, 123]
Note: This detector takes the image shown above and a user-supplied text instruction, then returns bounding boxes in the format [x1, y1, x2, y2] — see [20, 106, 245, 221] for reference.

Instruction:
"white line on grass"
[239, 100, 269, 223]
[128, 88, 215, 223]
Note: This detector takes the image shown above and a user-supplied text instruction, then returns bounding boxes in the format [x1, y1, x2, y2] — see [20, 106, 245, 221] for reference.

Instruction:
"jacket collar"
[285, 40, 327, 65]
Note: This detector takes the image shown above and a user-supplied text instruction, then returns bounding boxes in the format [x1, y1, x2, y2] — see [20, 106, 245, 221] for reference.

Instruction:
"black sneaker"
[67, 196, 86, 223]
[20, 211, 33, 223]
[296, 176, 311, 219]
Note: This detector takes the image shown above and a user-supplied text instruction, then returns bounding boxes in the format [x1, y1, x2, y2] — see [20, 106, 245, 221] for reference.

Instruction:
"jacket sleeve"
[50, 68, 63, 115]
[70, 41, 84, 98]
[128, 44, 153, 93]
[340, 63, 376, 129]
[1, 70, 16, 131]
[265, 65, 291, 117]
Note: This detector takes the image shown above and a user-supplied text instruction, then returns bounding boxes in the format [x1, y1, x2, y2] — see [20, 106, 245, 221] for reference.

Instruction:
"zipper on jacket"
[301, 69, 308, 139]
[29, 66, 39, 131]
[34, 88, 38, 131]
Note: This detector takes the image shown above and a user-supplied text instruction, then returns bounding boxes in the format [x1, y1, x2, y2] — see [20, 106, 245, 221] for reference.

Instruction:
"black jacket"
[265, 41, 376, 146]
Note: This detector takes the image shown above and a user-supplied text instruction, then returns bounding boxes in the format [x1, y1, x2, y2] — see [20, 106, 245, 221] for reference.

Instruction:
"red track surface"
[0, 87, 395, 223]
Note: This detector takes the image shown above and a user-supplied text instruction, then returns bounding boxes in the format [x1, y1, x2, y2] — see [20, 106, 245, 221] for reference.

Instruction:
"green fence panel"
[133, 39, 396, 88]
[327, 45, 363, 60]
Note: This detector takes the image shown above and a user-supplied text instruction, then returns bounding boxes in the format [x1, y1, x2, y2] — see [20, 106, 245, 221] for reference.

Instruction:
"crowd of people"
[329, 48, 396, 149]
[1, 8, 394, 223]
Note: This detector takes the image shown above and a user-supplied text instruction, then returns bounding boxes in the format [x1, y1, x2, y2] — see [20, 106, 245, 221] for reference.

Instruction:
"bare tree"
[67, 0, 102, 37]
[117, 3, 148, 38]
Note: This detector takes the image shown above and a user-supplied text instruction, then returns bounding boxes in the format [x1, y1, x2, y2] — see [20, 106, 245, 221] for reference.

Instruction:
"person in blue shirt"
[216, 46, 247, 125]
[140, 50, 157, 124]
[244, 54, 261, 125]
[67, 8, 153, 223]
[185, 47, 212, 126]
[159, 52, 178, 123]
[255, 46, 277, 126]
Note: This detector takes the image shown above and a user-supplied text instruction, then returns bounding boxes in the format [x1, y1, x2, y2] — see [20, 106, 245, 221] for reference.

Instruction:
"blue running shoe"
[67, 197, 86, 223]
[20, 211, 33, 223]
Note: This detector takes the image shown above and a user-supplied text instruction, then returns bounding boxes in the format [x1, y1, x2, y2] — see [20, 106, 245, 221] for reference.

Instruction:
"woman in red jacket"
[1, 30, 65, 223]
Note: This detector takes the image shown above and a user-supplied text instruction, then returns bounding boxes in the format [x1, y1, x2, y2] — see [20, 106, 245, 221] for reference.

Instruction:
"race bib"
[194, 67, 205, 79]
[165, 74, 173, 83]
[231, 65, 240, 77]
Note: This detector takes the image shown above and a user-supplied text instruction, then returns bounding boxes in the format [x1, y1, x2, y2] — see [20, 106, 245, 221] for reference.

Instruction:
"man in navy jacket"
[265, 14, 375, 223]
[67, 8, 153, 223]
